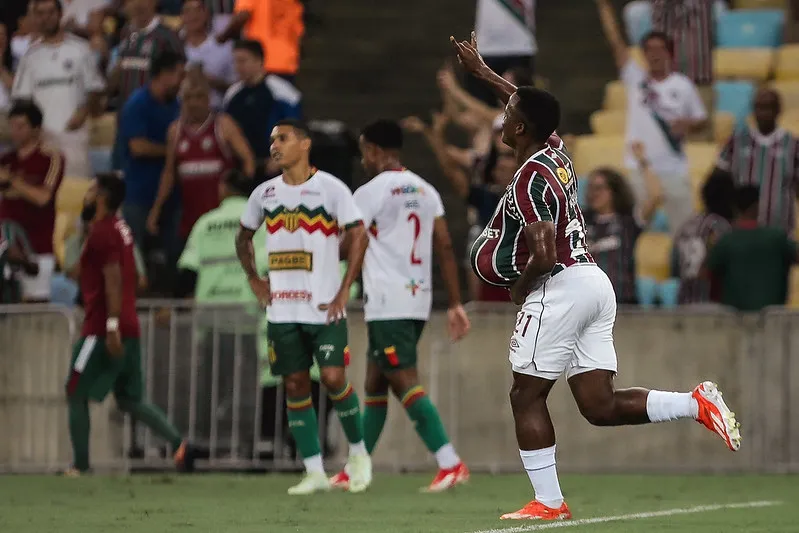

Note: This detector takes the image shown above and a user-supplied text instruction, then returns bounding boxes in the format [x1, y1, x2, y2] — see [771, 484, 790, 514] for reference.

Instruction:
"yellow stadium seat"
[685, 142, 719, 178]
[589, 110, 626, 136]
[56, 177, 92, 215]
[733, 0, 787, 7]
[89, 113, 116, 148]
[635, 232, 673, 282]
[779, 110, 799, 135]
[604, 80, 626, 110]
[771, 80, 799, 108]
[53, 212, 78, 269]
[776, 45, 799, 80]
[713, 112, 736, 144]
[571, 135, 626, 177]
[714, 48, 775, 81]
[788, 266, 799, 308]
[162, 16, 182, 31]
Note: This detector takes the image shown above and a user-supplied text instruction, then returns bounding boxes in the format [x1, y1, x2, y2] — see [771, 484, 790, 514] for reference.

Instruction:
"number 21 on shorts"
[514, 312, 533, 337]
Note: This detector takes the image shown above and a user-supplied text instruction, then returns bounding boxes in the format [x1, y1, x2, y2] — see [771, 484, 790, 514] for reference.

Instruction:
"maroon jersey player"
[452, 32, 740, 522]
[0, 101, 64, 302]
[64, 173, 195, 476]
[147, 71, 255, 240]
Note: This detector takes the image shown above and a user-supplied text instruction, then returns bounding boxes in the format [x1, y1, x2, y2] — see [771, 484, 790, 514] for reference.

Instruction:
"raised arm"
[596, 0, 631, 71]
[450, 31, 517, 105]
[401, 115, 471, 199]
[433, 217, 470, 341]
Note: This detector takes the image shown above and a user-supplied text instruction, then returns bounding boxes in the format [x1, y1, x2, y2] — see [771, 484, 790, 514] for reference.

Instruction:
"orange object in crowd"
[235, 0, 305, 76]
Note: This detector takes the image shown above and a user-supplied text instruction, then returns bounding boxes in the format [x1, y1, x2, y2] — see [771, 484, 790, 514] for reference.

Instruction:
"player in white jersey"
[236, 119, 372, 495]
[327, 120, 472, 493]
[12, 0, 105, 177]
[452, 32, 740, 521]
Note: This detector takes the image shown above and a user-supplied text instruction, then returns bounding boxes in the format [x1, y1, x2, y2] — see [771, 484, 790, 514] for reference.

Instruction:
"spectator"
[707, 186, 798, 312]
[0, 101, 65, 302]
[469, 0, 536, 106]
[203, 0, 236, 37]
[584, 143, 663, 304]
[715, 88, 799, 236]
[598, 0, 707, 234]
[182, 0, 236, 110]
[109, 0, 183, 170]
[223, 39, 301, 180]
[147, 71, 254, 243]
[652, 0, 716, 90]
[12, 0, 105, 178]
[218, 0, 304, 83]
[10, 3, 40, 69]
[671, 168, 734, 306]
[62, 0, 109, 40]
[118, 50, 184, 263]
[0, 220, 39, 303]
[0, 22, 12, 113]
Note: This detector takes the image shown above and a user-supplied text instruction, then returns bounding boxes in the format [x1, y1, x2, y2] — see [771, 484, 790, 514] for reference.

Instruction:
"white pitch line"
[471, 500, 782, 533]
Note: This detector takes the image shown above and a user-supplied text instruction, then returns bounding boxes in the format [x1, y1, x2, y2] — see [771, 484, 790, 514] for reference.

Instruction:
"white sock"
[303, 454, 324, 475]
[520, 446, 563, 508]
[646, 391, 698, 423]
[434, 443, 461, 470]
[348, 440, 367, 457]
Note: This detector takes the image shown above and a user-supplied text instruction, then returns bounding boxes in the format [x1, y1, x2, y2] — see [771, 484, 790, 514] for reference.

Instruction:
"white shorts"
[509, 264, 618, 380]
[20, 254, 55, 301]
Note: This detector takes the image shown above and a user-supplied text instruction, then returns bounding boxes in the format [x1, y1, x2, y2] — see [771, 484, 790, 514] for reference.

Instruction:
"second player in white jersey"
[354, 169, 444, 321]
[241, 168, 362, 324]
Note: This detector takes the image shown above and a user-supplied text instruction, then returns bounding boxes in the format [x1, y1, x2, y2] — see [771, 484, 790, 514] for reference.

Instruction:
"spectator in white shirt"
[469, 0, 536, 106]
[182, 0, 236, 110]
[597, 0, 707, 234]
[11, 3, 41, 70]
[13, 0, 106, 178]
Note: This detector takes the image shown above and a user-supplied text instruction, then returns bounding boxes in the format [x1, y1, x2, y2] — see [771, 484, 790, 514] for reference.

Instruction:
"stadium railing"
[1, 302, 798, 474]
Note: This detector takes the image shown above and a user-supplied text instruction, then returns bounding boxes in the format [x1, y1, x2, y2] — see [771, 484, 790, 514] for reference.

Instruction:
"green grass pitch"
[1, 474, 796, 532]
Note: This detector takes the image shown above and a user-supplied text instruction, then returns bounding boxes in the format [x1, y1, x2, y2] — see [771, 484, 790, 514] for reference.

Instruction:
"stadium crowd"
[0, 0, 798, 315]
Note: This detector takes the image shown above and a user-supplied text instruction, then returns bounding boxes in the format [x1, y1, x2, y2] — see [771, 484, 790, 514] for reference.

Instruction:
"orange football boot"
[329, 470, 350, 490]
[692, 381, 741, 451]
[424, 462, 470, 492]
[500, 500, 572, 521]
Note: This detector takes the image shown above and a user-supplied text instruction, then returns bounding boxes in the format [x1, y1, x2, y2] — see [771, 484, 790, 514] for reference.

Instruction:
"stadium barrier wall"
[1, 302, 797, 474]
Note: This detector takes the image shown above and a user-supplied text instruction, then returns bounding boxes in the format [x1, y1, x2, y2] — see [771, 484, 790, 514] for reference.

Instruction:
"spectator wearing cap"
[715, 88, 799, 236]
[707, 186, 799, 312]
[598, 0, 707, 235]
[223, 39, 301, 182]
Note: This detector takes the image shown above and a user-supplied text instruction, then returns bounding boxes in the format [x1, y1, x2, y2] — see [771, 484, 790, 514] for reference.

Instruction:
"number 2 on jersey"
[407, 212, 422, 265]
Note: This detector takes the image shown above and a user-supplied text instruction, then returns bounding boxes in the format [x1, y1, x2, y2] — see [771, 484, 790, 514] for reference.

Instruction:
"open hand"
[446, 304, 471, 342]
[145, 209, 160, 235]
[449, 31, 487, 76]
[400, 116, 427, 134]
[319, 291, 348, 324]
[106, 329, 124, 358]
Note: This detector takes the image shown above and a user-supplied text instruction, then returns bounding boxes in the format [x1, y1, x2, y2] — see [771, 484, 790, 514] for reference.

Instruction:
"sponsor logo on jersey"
[270, 290, 313, 302]
[268, 250, 313, 271]
[556, 167, 570, 184]
[262, 185, 276, 198]
[265, 205, 338, 236]
[404, 199, 420, 209]
[178, 140, 190, 153]
[35, 75, 79, 88]
[178, 160, 224, 177]
[202, 137, 214, 151]
[391, 185, 425, 196]
[480, 227, 501, 239]
[509, 338, 520, 352]
[301, 189, 321, 196]
[63, 59, 74, 71]
[405, 279, 423, 296]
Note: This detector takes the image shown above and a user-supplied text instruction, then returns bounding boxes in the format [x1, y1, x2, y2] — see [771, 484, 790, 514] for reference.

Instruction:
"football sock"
[303, 454, 325, 475]
[646, 391, 698, 423]
[118, 399, 183, 450]
[401, 386, 452, 461]
[329, 383, 365, 447]
[286, 396, 322, 462]
[363, 394, 389, 454]
[434, 443, 461, 470]
[520, 446, 564, 508]
[67, 397, 90, 472]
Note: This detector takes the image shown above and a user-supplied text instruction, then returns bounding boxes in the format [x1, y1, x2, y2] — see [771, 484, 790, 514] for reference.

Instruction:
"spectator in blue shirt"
[223, 39, 301, 182]
[118, 50, 185, 272]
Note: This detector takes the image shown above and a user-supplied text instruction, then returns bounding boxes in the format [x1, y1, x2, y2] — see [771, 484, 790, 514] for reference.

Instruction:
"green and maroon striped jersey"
[116, 18, 184, 105]
[652, 0, 714, 86]
[470, 134, 594, 287]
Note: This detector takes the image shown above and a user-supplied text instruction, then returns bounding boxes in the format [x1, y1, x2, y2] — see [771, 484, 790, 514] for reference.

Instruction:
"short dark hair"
[361, 119, 403, 150]
[275, 119, 311, 139]
[96, 173, 126, 211]
[150, 50, 185, 79]
[34, 0, 63, 14]
[233, 39, 265, 61]
[641, 30, 675, 56]
[735, 185, 760, 215]
[514, 86, 560, 143]
[8, 100, 44, 128]
[702, 168, 736, 221]
[223, 169, 253, 197]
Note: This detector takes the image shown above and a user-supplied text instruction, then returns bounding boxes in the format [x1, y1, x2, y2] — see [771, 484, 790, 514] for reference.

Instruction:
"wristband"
[106, 318, 119, 332]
